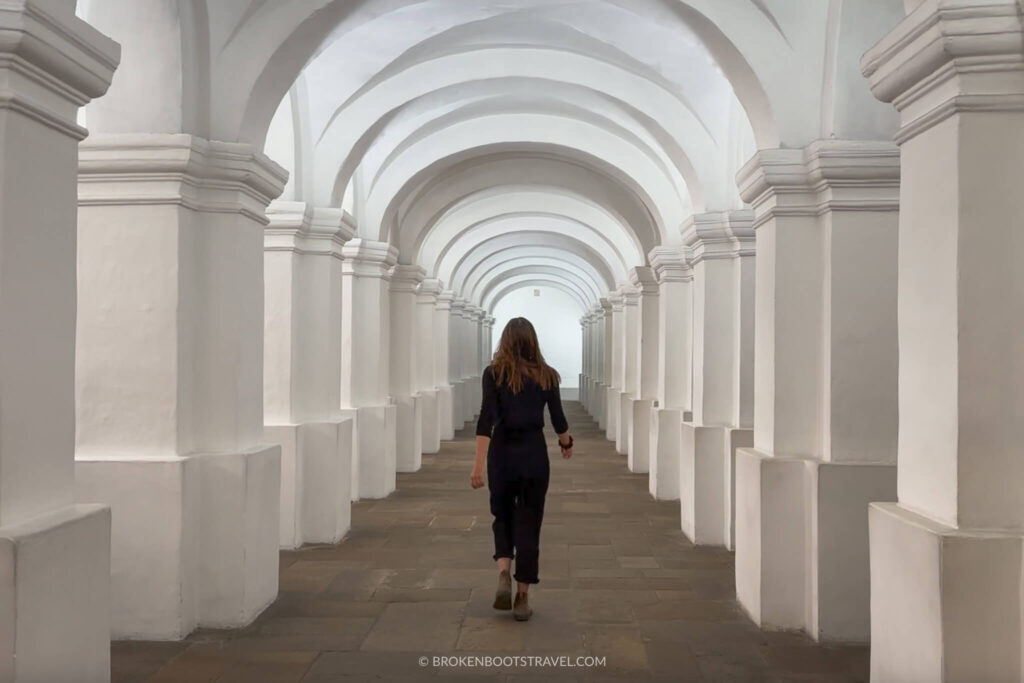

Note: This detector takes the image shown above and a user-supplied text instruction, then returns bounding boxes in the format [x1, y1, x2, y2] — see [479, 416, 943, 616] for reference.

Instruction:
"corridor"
[112, 403, 868, 683]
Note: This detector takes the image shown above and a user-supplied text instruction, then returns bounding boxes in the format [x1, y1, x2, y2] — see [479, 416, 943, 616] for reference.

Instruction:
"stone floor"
[112, 401, 869, 682]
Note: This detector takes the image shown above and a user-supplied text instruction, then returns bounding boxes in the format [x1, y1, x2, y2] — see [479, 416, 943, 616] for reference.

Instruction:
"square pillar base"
[353, 405, 397, 500]
[680, 425, 752, 547]
[649, 408, 684, 500]
[451, 381, 465, 432]
[437, 385, 454, 441]
[595, 383, 607, 429]
[75, 446, 281, 640]
[616, 393, 632, 455]
[734, 449, 896, 641]
[394, 394, 422, 473]
[628, 398, 654, 473]
[605, 387, 621, 442]
[418, 390, 440, 454]
[870, 503, 1024, 682]
[0, 505, 111, 683]
[464, 375, 480, 422]
[266, 419, 354, 549]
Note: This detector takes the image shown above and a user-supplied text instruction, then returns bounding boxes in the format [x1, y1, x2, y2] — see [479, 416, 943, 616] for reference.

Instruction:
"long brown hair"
[491, 317, 560, 394]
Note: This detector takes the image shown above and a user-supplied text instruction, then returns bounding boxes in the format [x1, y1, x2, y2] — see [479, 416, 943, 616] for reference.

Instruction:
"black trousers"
[487, 432, 550, 585]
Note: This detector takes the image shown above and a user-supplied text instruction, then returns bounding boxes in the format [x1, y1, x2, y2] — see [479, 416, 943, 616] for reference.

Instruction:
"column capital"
[418, 278, 444, 303]
[341, 238, 399, 278]
[862, 0, 1024, 143]
[681, 211, 756, 264]
[485, 316, 496, 328]
[265, 202, 354, 257]
[629, 265, 660, 294]
[0, 1, 119, 137]
[79, 135, 289, 223]
[390, 264, 426, 293]
[648, 246, 692, 283]
[619, 284, 641, 306]
[436, 289, 456, 311]
[607, 291, 624, 311]
[736, 141, 900, 229]
[600, 297, 613, 314]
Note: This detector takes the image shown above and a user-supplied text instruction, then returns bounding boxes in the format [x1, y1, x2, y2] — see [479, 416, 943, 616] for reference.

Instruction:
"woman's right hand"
[561, 446, 573, 460]
[470, 466, 485, 489]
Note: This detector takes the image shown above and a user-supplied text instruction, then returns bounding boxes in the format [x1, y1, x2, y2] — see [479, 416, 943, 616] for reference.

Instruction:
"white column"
[76, 136, 286, 639]
[390, 265, 425, 473]
[605, 291, 625, 442]
[448, 297, 467, 429]
[435, 289, 456, 439]
[648, 248, 692, 500]
[340, 239, 398, 500]
[616, 286, 640, 455]
[598, 299, 613, 430]
[733, 141, 899, 642]
[415, 280, 441, 454]
[263, 203, 354, 550]
[678, 212, 755, 549]
[0, 6, 117, 680]
[863, 4, 1024, 678]
[627, 268, 659, 473]
[466, 307, 483, 420]
[579, 316, 588, 410]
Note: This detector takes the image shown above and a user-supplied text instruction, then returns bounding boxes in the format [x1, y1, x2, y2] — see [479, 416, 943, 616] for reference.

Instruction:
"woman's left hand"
[470, 466, 485, 489]
[561, 445, 573, 459]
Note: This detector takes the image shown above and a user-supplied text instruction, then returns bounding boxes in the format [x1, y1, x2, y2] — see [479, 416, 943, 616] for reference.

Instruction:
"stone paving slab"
[112, 402, 868, 682]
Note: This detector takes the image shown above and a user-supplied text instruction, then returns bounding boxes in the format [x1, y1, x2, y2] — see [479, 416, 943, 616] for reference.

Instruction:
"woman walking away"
[470, 317, 573, 622]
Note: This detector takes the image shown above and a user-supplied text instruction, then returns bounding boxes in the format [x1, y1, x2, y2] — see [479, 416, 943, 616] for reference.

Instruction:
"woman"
[470, 317, 573, 622]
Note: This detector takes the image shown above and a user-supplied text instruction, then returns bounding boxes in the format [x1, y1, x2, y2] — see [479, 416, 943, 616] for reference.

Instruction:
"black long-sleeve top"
[475, 365, 569, 439]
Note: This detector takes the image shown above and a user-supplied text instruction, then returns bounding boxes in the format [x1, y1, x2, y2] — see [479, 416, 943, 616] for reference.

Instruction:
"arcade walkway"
[111, 403, 868, 682]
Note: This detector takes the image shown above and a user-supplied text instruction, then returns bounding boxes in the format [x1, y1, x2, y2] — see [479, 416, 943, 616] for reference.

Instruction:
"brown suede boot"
[513, 591, 532, 621]
[493, 570, 512, 610]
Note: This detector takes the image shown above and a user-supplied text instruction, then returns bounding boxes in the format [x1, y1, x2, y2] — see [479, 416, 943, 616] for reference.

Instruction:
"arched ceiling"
[81, 0, 902, 311]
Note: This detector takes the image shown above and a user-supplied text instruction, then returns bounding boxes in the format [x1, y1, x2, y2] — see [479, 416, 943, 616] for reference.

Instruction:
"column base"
[451, 381, 465, 432]
[394, 394, 422, 473]
[75, 446, 281, 640]
[679, 425, 751, 547]
[0, 504, 111, 683]
[616, 393, 632, 455]
[266, 419, 354, 550]
[418, 389, 440, 454]
[628, 398, 654, 473]
[437, 385, 454, 441]
[649, 408, 684, 500]
[734, 449, 895, 642]
[352, 404, 397, 500]
[870, 503, 1024, 682]
[463, 375, 480, 423]
[595, 382, 608, 429]
[580, 374, 588, 411]
[605, 387, 620, 442]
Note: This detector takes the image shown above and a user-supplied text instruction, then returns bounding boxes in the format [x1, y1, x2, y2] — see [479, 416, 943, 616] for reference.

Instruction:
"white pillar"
[76, 135, 286, 639]
[263, 203, 354, 550]
[448, 296, 467, 430]
[627, 268, 659, 473]
[616, 286, 640, 455]
[466, 307, 483, 421]
[340, 239, 398, 500]
[733, 141, 899, 642]
[390, 265, 425, 473]
[597, 299, 613, 430]
[605, 291, 625, 442]
[863, 4, 1024, 678]
[415, 280, 441, 454]
[648, 248, 692, 500]
[435, 289, 456, 439]
[678, 212, 755, 549]
[0, 6, 117, 679]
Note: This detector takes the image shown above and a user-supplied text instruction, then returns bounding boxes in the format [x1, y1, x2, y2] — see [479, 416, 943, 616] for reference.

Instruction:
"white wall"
[491, 286, 583, 389]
